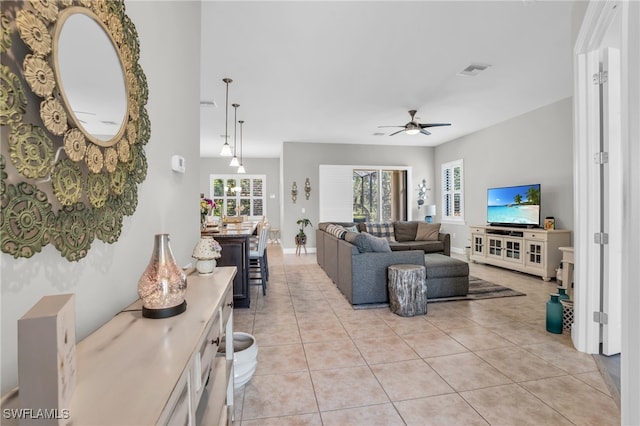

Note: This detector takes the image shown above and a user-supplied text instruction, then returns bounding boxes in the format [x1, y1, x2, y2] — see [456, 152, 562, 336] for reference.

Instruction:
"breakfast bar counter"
[202, 221, 258, 308]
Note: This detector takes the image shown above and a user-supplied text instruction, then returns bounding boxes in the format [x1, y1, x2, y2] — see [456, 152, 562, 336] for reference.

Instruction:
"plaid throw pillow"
[365, 222, 396, 242]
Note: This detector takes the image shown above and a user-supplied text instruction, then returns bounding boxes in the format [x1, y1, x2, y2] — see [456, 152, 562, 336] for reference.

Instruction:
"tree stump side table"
[388, 264, 428, 316]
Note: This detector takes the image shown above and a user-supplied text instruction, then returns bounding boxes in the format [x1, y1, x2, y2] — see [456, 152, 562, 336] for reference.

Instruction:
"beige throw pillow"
[415, 222, 441, 241]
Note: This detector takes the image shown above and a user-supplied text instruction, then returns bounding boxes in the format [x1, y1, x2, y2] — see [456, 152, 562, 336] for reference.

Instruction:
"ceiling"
[200, 1, 576, 159]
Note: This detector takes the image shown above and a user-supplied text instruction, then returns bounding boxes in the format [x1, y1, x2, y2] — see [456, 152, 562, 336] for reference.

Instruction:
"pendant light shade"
[229, 103, 240, 166]
[220, 78, 233, 157]
[237, 120, 246, 174]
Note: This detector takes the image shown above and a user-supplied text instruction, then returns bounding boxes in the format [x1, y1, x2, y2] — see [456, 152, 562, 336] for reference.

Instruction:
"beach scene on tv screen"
[487, 185, 540, 224]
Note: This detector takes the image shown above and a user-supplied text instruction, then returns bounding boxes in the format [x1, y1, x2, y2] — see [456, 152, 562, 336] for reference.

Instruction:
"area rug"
[428, 276, 526, 303]
[352, 276, 525, 309]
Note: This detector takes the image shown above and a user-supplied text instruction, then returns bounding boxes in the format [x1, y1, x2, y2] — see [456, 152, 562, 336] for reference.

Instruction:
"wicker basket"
[560, 299, 574, 332]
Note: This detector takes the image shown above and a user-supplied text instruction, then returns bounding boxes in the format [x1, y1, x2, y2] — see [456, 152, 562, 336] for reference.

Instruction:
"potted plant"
[295, 218, 312, 245]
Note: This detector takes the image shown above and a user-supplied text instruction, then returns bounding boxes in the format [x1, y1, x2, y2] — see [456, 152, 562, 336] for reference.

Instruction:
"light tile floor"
[232, 246, 620, 425]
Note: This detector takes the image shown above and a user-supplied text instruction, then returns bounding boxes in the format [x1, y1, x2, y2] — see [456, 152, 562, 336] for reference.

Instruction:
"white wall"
[0, 2, 202, 393]
[434, 98, 574, 252]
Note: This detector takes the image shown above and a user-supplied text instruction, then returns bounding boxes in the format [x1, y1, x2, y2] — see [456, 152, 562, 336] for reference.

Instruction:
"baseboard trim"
[282, 247, 317, 255]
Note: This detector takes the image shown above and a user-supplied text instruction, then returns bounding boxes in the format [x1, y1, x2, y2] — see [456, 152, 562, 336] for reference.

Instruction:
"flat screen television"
[487, 184, 541, 227]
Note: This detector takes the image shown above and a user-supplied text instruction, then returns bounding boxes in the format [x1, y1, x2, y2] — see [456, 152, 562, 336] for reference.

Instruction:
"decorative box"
[17, 294, 76, 424]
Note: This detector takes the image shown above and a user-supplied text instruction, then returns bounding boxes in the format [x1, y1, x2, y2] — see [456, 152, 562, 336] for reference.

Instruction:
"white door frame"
[572, 1, 616, 355]
[574, 1, 640, 424]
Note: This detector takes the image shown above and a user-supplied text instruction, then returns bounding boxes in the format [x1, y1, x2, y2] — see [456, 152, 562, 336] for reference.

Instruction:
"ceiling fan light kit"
[379, 109, 451, 136]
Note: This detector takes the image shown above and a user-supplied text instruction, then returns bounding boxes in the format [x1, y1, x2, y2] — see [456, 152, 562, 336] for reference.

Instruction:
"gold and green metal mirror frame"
[0, 0, 150, 261]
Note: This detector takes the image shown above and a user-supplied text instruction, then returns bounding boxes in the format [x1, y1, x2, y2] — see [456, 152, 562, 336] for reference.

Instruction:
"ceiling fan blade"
[378, 125, 404, 128]
[420, 129, 432, 136]
[420, 123, 451, 128]
[389, 129, 406, 136]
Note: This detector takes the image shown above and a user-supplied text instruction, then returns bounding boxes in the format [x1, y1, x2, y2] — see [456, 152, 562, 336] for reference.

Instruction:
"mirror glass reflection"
[56, 11, 127, 146]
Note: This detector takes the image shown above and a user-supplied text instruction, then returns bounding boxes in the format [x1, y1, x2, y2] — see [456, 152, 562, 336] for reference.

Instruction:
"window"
[441, 159, 464, 223]
[210, 174, 265, 218]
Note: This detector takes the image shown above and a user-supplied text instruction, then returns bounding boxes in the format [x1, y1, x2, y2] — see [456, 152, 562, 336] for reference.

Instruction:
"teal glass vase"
[557, 287, 570, 301]
[546, 294, 563, 334]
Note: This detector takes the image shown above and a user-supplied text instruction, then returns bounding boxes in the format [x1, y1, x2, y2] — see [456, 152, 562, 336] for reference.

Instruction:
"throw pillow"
[362, 232, 392, 252]
[325, 224, 347, 239]
[344, 225, 359, 233]
[393, 221, 418, 242]
[365, 222, 396, 242]
[415, 222, 441, 241]
[344, 231, 369, 253]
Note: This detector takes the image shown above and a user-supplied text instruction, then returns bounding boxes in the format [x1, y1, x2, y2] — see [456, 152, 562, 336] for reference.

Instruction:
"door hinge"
[594, 232, 609, 245]
[593, 71, 608, 85]
[594, 152, 609, 164]
[593, 311, 609, 324]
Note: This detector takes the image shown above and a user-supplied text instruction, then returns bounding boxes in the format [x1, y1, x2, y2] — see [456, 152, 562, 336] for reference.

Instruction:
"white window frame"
[441, 159, 464, 224]
[209, 174, 266, 219]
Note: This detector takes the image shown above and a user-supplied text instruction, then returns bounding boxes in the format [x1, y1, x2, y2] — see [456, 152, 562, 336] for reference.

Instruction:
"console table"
[1, 267, 236, 426]
[470, 225, 571, 281]
[559, 246, 575, 298]
[202, 221, 258, 308]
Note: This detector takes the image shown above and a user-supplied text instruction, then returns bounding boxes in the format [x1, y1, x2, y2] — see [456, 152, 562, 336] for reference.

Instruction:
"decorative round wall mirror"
[54, 8, 128, 146]
[0, 1, 151, 261]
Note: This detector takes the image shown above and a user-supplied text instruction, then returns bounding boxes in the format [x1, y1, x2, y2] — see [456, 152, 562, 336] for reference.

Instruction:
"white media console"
[470, 225, 571, 281]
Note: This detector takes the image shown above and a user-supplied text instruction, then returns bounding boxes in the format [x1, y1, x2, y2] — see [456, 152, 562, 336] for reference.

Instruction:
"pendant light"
[219, 78, 233, 157]
[237, 120, 246, 174]
[229, 103, 240, 167]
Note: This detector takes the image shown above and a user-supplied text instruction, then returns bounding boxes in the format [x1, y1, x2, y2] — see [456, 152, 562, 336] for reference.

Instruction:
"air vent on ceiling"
[373, 132, 386, 136]
[457, 63, 491, 77]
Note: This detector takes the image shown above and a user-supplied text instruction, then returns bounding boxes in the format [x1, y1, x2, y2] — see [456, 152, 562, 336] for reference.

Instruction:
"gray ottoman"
[424, 254, 469, 299]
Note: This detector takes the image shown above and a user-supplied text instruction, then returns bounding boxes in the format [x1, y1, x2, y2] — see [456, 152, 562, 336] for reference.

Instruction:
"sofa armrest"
[438, 233, 451, 256]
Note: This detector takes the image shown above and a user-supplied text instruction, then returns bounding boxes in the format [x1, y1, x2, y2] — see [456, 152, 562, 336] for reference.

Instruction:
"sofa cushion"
[416, 222, 441, 241]
[393, 221, 418, 242]
[345, 231, 391, 253]
[363, 232, 392, 252]
[365, 222, 396, 242]
[344, 231, 369, 253]
[326, 224, 347, 239]
[424, 253, 469, 278]
[396, 240, 445, 253]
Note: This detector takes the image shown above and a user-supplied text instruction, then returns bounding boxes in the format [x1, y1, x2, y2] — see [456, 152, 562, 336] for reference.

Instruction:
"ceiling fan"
[379, 110, 451, 136]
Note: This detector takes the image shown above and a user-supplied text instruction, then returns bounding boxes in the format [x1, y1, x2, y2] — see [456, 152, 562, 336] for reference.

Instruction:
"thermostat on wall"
[171, 155, 185, 173]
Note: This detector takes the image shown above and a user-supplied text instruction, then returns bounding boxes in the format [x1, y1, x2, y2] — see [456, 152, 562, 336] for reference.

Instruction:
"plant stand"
[295, 241, 307, 256]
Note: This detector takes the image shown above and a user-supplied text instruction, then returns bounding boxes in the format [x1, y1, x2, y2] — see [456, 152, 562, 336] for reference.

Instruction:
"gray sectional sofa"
[316, 221, 464, 306]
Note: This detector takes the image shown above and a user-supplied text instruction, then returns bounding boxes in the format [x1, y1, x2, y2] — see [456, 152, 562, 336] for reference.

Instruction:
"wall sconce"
[291, 181, 298, 203]
[304, 178, 311, 200]
[417, 179, 430, 208]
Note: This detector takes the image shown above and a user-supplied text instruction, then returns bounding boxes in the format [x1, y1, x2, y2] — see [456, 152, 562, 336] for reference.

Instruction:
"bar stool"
[249, 225, 270, 295]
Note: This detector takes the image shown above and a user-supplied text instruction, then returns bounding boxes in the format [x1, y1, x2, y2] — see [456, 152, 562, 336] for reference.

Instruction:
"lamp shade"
[220, 143, 232, 157]
[425, 204, 436, 216]
[192, 236, 222, 276]
[192, 236, 222, 260]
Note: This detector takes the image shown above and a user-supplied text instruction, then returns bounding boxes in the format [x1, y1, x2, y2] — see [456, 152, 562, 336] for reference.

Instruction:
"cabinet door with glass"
[210, 175, 265, 219]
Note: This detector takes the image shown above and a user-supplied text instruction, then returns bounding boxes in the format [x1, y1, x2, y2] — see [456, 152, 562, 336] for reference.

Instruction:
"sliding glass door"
[352, 169, 407, 222]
